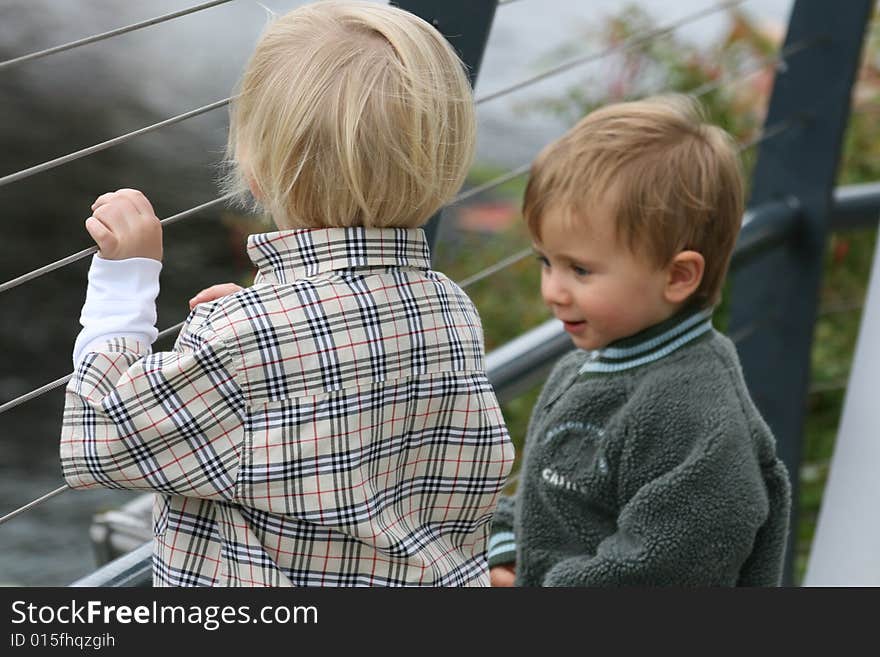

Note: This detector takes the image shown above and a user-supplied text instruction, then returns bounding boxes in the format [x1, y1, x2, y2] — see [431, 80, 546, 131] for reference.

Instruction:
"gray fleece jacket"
[489, 307, 791, 586]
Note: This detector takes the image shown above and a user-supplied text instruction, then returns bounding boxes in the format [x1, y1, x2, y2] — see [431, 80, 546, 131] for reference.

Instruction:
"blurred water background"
[0, 0, 792, 585]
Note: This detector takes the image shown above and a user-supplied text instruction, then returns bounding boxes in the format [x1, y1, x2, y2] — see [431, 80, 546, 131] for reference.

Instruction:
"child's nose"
[541, 270, 569, 306]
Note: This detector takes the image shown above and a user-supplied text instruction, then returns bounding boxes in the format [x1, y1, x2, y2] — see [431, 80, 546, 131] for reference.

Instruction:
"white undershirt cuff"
[72, 255, 162, 367]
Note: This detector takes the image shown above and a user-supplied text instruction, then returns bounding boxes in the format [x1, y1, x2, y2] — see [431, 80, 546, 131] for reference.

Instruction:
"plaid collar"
[578, 305, 715, 375]
[247, 227, 432, 283]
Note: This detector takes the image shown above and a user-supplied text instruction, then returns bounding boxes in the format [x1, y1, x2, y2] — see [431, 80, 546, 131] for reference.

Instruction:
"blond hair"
[524, 94, 744, 307]
[226, 0, 476, 229]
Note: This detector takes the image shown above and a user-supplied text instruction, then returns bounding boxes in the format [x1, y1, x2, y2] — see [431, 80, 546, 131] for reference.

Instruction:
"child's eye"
[534, 254, 550, 268]
[572, 265, 590, 277]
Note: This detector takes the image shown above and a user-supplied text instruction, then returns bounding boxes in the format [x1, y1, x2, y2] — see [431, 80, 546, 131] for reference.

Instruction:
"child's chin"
[570, 335, 603, 351]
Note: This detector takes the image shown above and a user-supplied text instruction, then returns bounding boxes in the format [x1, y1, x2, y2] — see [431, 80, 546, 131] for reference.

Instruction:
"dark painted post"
[727, 0, 874, 584]
[390, 0, 498, 254]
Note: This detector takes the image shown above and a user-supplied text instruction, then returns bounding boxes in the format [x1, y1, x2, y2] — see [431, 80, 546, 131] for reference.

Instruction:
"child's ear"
[247, 173, 263, 202]
[664, 250, 705, 304]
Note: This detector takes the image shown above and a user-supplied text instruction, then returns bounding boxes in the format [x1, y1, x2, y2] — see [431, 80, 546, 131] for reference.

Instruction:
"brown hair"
[225, 1, 476, 229]
[524, 94, 744, 307]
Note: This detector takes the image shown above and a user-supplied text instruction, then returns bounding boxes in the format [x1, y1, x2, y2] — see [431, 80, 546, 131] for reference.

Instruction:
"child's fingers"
[91, 189, 154, 218]
[90, 192, 116, 211]
[85, 216, 117, 256]
[489, 562, 516, 587]
[92, 197, 139, 231]
[113, 188, 156, 218]
[190, 283, 244, 305]
[189, 283, 243, 310]
[88, 192, 163, 261]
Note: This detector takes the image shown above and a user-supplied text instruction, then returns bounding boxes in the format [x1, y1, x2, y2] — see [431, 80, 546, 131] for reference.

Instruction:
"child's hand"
[189, 283, 244, 310]
[490, 564, 516, 587]
[85, 189, 163, 262]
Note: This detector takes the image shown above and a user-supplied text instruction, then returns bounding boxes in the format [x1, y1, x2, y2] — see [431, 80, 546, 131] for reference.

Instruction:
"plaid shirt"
[62, 227, 514, 586]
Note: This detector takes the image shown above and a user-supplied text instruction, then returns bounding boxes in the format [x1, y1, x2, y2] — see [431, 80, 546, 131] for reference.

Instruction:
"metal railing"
[0, 114, 804, 529]
[50, 175, 880, 587]
[0, 1, 236, 71]
[1, 0, 876, 587]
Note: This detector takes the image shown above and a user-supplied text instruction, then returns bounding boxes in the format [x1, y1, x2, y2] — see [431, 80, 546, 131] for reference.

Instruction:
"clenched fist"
[85, 188, 163, 262]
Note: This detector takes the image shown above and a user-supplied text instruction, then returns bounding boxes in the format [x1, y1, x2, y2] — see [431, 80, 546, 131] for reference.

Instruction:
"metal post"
[390, 0, 498, 254]
[727, 0, 874, 585]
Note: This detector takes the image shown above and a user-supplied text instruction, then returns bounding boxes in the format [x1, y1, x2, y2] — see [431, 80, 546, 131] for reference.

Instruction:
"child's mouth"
[561, 320, 586, 333]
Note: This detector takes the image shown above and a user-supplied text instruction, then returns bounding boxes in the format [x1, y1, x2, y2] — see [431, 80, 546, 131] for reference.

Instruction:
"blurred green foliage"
[444, 5, 880, 584]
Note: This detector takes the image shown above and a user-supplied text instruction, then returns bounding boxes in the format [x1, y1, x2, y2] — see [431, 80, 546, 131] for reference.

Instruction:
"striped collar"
[247, 227, 431, 284]
[578, 306, 714, 375]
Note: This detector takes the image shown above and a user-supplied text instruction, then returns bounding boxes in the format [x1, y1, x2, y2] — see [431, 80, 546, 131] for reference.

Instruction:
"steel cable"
[0, 116, 805, 528]
[0, 320, 189, 527]
[0, 46, 806, 420]
[0, 0, 236, 71]
[0, 1, 747, 193]
[0, 98, 231, 190]
[448, 117, 800, 293]
[0, 485, 70, 527]
[0, 0, 762, 303]
[475, 0, 749, 106]
[0, 9, 810, 524]
[0, 321, 186, 417]
[0, 195, 232, 295]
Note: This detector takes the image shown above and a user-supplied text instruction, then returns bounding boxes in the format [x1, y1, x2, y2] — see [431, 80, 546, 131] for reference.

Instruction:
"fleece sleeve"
[541, 430, 772, 587]
[61, 329, 247, 501]
[488, 495, 517, 567]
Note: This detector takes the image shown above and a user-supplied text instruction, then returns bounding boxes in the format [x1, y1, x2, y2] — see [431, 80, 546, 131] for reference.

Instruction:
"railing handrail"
[0, 117, 801, 423]
[0, 0, 871, 588]
[0, 0, 751, 195]
[61, 187, 827, 588]
[0, 2, 811, 302]
[68, 542, 153, 588]
[0, 186, 811, 532]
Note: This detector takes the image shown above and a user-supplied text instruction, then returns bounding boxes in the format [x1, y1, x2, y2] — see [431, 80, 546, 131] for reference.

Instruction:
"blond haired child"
[62, 1, 513, 587]
[489, 95, 791, 586]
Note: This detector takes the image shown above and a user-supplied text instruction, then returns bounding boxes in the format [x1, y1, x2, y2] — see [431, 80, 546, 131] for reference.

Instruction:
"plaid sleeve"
[488, 494, 517, 567]
[61, 331, 247, 500]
